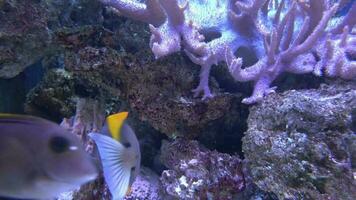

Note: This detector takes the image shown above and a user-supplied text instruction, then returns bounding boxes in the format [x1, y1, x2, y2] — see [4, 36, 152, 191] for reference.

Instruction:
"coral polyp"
[99, 0, 356, 103]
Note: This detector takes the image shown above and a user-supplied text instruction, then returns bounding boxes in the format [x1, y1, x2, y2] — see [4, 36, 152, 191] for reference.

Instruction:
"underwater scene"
[0, 0, 355, 199]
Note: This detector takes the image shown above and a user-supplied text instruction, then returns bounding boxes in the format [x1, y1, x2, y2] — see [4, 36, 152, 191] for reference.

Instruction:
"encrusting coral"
[98, 0, 356, 104]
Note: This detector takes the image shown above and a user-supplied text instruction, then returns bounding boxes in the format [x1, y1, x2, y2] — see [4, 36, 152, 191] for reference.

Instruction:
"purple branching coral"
[99, 0, 356, 104]
[227, 0, 356, 103]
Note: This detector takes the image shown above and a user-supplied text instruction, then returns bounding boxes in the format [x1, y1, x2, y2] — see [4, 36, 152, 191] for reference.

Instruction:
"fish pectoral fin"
[126, 186, 132, 196]
[88, 133, 131, 200]
[105, 156, 131, 200]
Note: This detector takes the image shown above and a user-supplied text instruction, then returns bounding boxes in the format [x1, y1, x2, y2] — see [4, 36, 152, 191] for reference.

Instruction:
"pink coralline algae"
[99, 0, 356, 104]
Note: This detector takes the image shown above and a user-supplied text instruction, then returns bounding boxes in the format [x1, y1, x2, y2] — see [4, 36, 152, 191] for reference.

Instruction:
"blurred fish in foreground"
[0, 114, 98, 199]
[89, 112, 141, 200]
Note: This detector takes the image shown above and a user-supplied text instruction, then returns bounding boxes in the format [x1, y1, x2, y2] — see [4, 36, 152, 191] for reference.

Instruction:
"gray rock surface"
[160, 139, 245, 200]
[0, 0, 53, 78]
[243, 81, 356, 200]
[0, 0, 104, 78]
[68, 167, 161, 200]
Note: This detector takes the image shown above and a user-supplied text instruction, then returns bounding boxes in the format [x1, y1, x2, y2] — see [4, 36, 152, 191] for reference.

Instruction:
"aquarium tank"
[0, 0, 355, 199]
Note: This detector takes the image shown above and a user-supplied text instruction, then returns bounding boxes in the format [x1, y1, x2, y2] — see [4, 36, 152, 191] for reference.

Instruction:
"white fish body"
[89, 112, 141, 200]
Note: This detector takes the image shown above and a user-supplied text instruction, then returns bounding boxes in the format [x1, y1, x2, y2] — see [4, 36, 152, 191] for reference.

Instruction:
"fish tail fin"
[89, 133, 131, 200]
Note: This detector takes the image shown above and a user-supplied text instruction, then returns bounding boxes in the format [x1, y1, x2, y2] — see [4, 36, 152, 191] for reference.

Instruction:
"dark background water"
[0, 61, 44, 113]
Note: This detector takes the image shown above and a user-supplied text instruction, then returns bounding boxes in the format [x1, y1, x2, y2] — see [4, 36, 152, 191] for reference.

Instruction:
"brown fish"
[0, 114, 97, 199]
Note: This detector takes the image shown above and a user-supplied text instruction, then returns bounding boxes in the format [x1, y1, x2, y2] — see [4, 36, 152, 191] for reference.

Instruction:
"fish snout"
[72, 158, 98, 184]
[50, 154, 98, 186]
[75, 169, 98, 184]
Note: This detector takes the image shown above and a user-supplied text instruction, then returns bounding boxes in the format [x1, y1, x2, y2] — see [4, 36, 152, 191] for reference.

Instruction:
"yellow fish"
[0, 114, 98, 199]
[89, 112, 141, 200]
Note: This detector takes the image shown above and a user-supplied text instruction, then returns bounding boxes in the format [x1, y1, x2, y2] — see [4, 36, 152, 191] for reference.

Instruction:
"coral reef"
[100, 0, 356, 103]
[26, 69, 76, 121]
[48, 20, 249, 139]
[159, 139, 245, 199]
[2, 0, 356, 199]
[243, 81, 356, 199]
[124, 60, 246, 138]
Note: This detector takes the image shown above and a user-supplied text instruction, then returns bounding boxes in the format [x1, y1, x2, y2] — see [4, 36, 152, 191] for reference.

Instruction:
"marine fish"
[89, 112, 141, 200]
[0, 114, 98, 199]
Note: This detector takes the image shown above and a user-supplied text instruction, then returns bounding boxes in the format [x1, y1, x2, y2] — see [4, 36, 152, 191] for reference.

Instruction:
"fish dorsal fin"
[0, 113, 18, 118]
[89, 133, 131, 200]
[106, 112, 128, 141]
[0, 113, 50, 124]
[0, 113, 36, 120]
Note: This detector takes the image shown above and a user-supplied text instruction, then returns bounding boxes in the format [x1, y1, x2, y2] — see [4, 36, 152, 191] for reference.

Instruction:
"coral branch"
[331, 1, 356, 34]
[225, 1, 338, 104]
[284, 4, 339, 59]
[99, 0, 165, 26]
[160, 0, 185, 26]
[226, 47, 264, 82]
[315, 26, 356, 79]
[149, 23, 181, 59]
[99, 0, 356, 103]
[235, 0, 268, 19]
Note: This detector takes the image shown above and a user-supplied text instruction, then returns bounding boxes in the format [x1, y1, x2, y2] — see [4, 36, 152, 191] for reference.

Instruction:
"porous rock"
[160, 139, 245, 200]
[0, 0, 53, 78]
[243, 81, 356, 200]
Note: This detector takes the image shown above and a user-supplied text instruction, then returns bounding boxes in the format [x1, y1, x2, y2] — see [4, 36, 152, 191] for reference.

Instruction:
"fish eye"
[131, 167, 135, 171]
[49, 136, 70, 154]
[123, 142, 131, 148]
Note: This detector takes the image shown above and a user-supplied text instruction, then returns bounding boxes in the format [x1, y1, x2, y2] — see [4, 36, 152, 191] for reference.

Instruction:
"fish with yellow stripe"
[0, 113, 98, 199]
[89, 112, 141, 200]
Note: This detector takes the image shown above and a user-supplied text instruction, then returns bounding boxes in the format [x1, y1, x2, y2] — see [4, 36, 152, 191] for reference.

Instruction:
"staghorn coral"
[99, 0, 356, 104]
